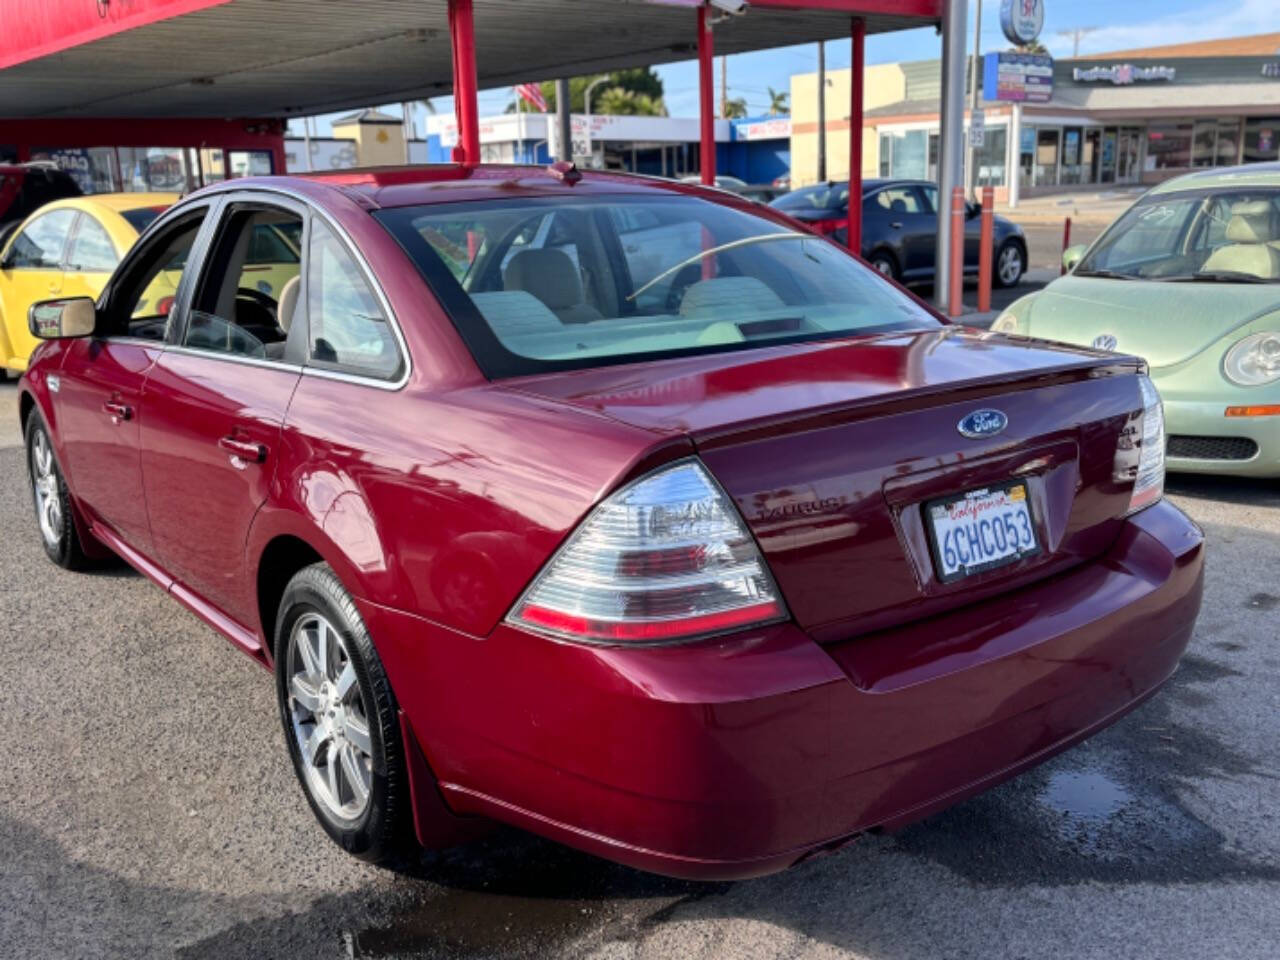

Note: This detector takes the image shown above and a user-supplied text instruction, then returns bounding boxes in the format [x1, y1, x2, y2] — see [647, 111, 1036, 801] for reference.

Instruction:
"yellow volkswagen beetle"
[0, 193, 180, 374]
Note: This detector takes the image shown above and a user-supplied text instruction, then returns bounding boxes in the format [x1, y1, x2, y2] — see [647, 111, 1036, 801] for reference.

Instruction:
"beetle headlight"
[1224, 332, 1280, 386]
[991, 312, 1020, 334]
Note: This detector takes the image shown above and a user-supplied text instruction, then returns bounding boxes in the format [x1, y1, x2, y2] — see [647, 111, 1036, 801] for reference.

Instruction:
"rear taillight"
[1115, 375, 1165, 515]
[508, 459, 786, 645]
[808, 217, 846, 236]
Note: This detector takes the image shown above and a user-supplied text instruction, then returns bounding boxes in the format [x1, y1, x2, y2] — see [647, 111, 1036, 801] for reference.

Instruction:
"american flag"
[515, 82, 548, 112]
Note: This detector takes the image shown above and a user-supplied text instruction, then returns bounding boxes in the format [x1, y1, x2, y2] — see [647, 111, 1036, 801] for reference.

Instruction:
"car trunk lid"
[506, 328, 1145, 640]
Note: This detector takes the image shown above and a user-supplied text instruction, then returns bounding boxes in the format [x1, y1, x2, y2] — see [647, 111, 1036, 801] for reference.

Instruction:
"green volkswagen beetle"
[994, 164, 1280, 478]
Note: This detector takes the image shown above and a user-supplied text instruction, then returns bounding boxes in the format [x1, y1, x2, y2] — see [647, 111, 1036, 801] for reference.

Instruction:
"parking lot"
[4, 346, 1280, 959]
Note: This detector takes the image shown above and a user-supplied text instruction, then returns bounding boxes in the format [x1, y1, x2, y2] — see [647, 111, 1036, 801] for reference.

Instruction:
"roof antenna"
[547, 160, 582, 185]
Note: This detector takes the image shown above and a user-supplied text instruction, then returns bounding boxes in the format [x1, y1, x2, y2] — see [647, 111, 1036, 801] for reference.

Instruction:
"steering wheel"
[234, 286, 283, 339]
[235, 286, 278, 313]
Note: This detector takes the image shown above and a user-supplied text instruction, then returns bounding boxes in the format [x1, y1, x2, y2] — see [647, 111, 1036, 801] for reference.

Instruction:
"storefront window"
[1192, 120, 1217, 167]
[29, 146, 119, 193]
[1244, 118, 1280, 164]
[1060, 127, 1083, 184]
[1034, 128, 1059, 186]
[118, 147, 189, 192]
[975, 127, 1007, 187]
[878, 134, 891, 176]
[227, 150, 273, 178]
[888, 131, 927, 179]
[1217, 120, 1241, 166]
[1100, 129, 1117, 183]
[1147, 122, 1193, 170]
[1018, 126, 1034, 189]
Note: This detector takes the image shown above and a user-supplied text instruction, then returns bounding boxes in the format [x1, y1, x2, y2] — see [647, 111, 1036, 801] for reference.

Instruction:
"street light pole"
[966, 0, 981, 199]
[935, 0, 968, 309]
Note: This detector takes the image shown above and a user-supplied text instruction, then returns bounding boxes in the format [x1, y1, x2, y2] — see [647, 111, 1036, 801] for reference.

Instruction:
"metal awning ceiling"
[1, 0, 937, 118]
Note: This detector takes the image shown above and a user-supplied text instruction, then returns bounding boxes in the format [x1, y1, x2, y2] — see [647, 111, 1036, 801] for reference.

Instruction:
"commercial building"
[286, 109, 791, 185]
[792, 32, 1280, 199]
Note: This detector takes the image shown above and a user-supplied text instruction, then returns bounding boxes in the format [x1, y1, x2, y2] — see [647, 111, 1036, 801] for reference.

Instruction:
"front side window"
[186, 206, 302, 359]
[5, 209, 77, 268]
[307, 220, 401, 378]
[377, 194, 939, 378]
[101, 211, 206, 338]
[66, 215, 118, 272]
[1076, 188, 1280, 282]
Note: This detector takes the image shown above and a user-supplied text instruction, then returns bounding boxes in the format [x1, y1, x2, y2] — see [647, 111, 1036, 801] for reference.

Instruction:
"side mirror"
[1062, 244, 1088, 272]
[965, 201, 981, 220]
[28, 297, 96, 340]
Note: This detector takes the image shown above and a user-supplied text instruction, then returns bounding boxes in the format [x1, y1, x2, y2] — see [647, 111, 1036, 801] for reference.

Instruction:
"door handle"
[890, 221, 904, 229]
[102, 400, 133, 422]
[218, 435, 268, 464]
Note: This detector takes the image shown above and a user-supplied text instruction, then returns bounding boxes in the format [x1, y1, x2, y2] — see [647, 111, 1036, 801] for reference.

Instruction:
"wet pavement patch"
[889, 655, 1279, 887]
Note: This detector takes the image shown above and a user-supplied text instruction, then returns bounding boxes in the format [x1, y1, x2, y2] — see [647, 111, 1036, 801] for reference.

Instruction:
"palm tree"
[723, 96, 749, 120]
[1015, 41, 1049, 54]
[768, 87, 789, 116]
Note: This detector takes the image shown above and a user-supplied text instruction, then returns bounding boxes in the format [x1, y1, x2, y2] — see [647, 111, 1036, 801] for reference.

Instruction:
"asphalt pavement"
[4, 303, 1280, 959]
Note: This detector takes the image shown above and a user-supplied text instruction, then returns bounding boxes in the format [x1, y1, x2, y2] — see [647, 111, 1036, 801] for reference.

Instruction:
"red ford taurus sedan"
[17, 164, 1203, 879]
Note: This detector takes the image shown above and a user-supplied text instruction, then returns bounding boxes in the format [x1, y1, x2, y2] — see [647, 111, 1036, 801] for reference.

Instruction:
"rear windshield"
[771, 184, 848, 212]
[122, 206, 167, 233]
[376, 194, 937, 378]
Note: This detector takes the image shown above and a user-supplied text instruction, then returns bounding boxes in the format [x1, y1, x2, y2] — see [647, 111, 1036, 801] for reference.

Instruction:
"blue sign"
[983, 51, 1054, 103]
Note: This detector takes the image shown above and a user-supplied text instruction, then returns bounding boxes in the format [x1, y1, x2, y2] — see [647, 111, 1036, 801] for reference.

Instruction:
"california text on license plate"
[925, 481, 1040, 582]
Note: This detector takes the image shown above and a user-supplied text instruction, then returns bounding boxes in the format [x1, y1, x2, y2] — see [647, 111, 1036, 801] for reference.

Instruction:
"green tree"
[768, 87, 789, 116]
[1014, 41, 1049, 54]
[722, 96, 749, 119]
[506, 67, 666, 114]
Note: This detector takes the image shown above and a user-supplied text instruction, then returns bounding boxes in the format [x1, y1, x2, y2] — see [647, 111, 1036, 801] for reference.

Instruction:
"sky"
[291, 0, 1280, 137]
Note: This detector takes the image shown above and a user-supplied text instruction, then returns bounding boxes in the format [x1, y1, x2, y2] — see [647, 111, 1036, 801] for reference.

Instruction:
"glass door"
[1116, 128, 1142, 183]
[1034, 128, 1060, 186]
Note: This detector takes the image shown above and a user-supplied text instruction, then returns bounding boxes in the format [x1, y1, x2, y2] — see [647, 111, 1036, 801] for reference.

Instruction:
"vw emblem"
[958, 409, 1008, 439]
[1092, 333, 1118, 351]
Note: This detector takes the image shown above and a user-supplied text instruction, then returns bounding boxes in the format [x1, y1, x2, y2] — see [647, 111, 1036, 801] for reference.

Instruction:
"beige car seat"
[503, 248, 603, 324]
[1201, 200, 1280, 279]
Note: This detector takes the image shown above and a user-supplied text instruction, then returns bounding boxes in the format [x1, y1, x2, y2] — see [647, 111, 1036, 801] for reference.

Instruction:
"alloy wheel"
[30, 429, 63, 547]
[998, 245, 1023, 285]
[285, 612, 374, 822]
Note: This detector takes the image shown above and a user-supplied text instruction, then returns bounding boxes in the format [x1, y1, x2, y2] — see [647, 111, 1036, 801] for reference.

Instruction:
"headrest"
[503, 248, 584, 309]
[678, 276, 786, 316]
[1226, 200, 1275, 243]
[277, 275, 301, 333]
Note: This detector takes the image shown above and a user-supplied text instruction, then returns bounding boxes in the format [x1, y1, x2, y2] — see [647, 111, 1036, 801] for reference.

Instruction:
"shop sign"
[1071, 64, 1176, 84]
[732, 117, 791, 142]
[983, 51, 1053, 103]
[1000, 0, 1045, 46]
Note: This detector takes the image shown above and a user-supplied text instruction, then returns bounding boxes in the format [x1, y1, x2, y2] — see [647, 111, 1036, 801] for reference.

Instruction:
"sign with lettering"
[983, 52, 1053, 103]
[1000, 0, 1044, 46]
[1071, 64, 1176, 84]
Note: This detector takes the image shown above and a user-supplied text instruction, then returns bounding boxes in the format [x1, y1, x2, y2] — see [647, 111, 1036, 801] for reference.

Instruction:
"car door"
[890, 185, 938, 279]
[56, 205, 214, 555]
[0, 207, 76, 369]
[140, 196, 306, 622]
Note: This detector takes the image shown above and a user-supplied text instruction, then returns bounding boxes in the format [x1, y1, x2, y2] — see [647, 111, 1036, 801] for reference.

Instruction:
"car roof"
[35, 192, 179, 217]
[210, 164, 736, 211]
[1148, 162, 1280, 196]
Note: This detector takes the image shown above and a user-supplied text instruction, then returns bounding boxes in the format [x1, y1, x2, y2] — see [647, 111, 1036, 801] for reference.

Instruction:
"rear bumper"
[1163, 398, 1280, 478]
[361, 498, 1203, 880]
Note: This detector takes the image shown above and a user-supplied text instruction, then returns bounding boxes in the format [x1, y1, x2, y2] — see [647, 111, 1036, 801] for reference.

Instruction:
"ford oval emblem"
[958, 409, 1008, 439]
[1092, 333, 1118, 351]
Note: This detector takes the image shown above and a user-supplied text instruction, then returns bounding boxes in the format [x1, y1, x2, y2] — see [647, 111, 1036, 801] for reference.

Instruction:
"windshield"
[771, 184, 849, 213]
[1076, 188, 1280, 282]
[376, 194, 939, 378]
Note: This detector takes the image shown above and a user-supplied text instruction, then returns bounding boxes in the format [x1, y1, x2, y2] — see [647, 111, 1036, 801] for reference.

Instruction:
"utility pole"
[555, 78, 572, 163]
[817, 40, 827, 182]
[721, 55, 728, 118]
[966, 0, 981, 199]
[935, 0, 968, 309]
[1057, 27, 1098, 58]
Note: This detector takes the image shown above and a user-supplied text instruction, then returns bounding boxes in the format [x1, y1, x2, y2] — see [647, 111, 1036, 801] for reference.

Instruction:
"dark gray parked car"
[770, 178, 1027, 287]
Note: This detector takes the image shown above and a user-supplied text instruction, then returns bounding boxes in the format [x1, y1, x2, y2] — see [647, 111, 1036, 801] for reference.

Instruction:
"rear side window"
[5, 208, 76, 268]
[307, 220, 402, 379]
[67, 215, 118, 272]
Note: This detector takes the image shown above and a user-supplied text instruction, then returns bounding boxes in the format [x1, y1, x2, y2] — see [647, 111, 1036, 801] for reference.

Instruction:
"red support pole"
[698, 6, 716, 186]
[448, 0, 480, 166]
[977, 185, 994, 313]
[948, 186, 965, 318]
[1061, 216, 1073, 275]
[847, 17, 865, 255]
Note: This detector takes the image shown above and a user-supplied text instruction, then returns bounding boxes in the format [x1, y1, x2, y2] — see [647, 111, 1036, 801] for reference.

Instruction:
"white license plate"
[925, 482, 1040, 582]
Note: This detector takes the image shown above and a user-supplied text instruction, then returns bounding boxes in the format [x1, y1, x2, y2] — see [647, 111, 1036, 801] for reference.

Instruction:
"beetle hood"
[1025, 275, 1280, 368]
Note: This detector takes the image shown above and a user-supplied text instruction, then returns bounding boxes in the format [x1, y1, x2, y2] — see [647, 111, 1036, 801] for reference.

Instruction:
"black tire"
[868, 250, 900, 282]
[274, 562, 411, 864]
[994, 240, 1026, 288]
[24, 413, 94, 571]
